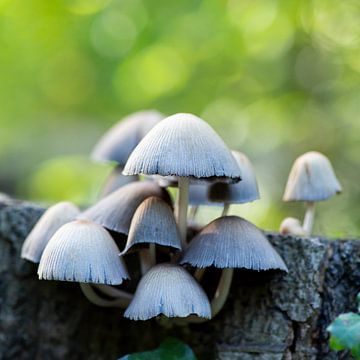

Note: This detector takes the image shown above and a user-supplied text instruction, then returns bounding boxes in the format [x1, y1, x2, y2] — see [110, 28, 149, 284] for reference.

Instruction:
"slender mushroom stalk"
[93, 284, 133, 300]
[221, 203, 230, 217]
[189, 206, 199, 223]
[303, 201, 315, 236]
[79, 283, 131, 308]
[139, 244, 156, 275]
[211, 268, 234, 317]
[176, 177, 190, 247]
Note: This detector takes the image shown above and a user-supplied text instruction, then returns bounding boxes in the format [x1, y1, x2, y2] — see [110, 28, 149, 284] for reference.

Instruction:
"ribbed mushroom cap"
[91, 110, 164, 165]
[209, 151, 260, 204]
[283, 151, 342, 202]
[100, 166, 139, 198]
[124, 263, 211, 320]
[21, 202, 80, 263]
[123, 113, 241, 182]
[180, 216, 288, 271]
[38, 220, 129, 284]
[122, 197, 181, 255]
[78, 181, 172, 235]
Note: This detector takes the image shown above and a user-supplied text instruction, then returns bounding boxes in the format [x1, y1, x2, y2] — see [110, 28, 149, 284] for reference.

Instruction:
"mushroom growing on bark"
[124, 263, 211, 320]
[181, 216, 288, 317]
[279, 217, 305, 237]
[283, 151, 342, 235]
[21, 201, 80, 263]
[123, 113, 241, 247]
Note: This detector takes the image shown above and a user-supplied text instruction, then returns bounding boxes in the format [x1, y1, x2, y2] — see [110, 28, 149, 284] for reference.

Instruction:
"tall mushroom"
[283, 151, 342, 235]
[123, 113, 241, 246]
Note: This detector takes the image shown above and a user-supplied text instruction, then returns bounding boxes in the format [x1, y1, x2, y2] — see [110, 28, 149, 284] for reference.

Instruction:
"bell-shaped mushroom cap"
[124, 263, 211, 320]
[180, 216, 288, 271]
[123, 113, 241, 182]
[38, 220, 129, 284]
[91, 110, 164, 165]
[100, 166, 139, 198]
[283, 151, 342, 202]
[78, 181, 172, 235]
[209, 151, 260, 204]
[122, 197, 181, 255]
[21, 202, 80, 263]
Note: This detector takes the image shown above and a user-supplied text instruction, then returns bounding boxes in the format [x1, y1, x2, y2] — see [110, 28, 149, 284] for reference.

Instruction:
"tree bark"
[0, 197, 359, 360]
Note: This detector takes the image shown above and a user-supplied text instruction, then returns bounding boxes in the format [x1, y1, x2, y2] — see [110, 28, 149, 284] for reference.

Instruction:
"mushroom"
[283, 151, 342, 235]
[279, 217, 305, 237]
[38, 219, 129, 285]
[180, 216, 288, 317]
[208, 151, 260, 216]
[100, 165, 139, 198]
[123, 113, 241, 246]
[91, 110, 164, 165]
[21, 202, 80, 263]
[124, 263, 211, 320]
[121, 196, 182, 274]
[78, 181, 171, 235]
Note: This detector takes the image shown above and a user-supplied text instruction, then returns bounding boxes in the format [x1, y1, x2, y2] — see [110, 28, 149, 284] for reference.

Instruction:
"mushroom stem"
[222, 203, 230, 217]
[139, 246, 156, 275]
[303, 201, 315, 235]
[79, 283, 131, 308]
[194, 268, 206, 282]
[211, 268, 234, 317]
[93, 284, 133, 300]
[176, 177, 190, 247]
[189, 206, 199, 222]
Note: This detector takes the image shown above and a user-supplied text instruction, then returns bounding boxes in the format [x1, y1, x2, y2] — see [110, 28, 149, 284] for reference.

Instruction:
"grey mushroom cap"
[78, 181, 172, 235]
[38, 220, 129, 284]
[100, 166, 139, 198]
[123, 113, 241, 182]
[180, 216, 288, 272]
[91, 110, 164, 165]
[209, 151, 260, 204]
[21, 202, 80, 263]
[283, 151, 342, 202]
[124, 263, 211, 320]
[122, 197, 182, 255]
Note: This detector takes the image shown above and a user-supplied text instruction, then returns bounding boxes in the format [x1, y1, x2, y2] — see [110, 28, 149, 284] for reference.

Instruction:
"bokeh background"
[0, 0, 359, 236]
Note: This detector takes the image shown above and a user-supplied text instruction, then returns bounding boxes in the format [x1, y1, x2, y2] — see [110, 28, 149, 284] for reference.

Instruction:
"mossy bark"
[0, 198, 359, 359]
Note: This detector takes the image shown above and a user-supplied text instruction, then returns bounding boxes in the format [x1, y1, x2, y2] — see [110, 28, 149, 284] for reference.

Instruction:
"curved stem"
[93, 284, 133, 300]
[303, 201, 315, 236]
[176, 177, 190, 248]
[79, 283, 131, 308]
[211, 268, 234, 317]
[222, 203, 230, 217]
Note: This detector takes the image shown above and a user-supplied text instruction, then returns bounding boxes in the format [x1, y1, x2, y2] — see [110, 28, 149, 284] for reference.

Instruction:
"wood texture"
[0, 198, 359, 359]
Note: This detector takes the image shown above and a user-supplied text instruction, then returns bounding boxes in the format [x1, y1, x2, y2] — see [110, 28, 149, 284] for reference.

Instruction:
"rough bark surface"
[0, 198, 359, 360]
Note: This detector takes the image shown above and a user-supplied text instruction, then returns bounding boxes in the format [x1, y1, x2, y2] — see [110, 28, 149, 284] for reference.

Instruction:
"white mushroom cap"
[283, 151, 342, 202]
[121, 197, 182, 255]
[124, 263, 211, 320]
[100, 166, 139, 198]
[123, 113, 241, 182]
[21, 202, 80, 263]
[38, 220, 129, 284]
[209, 151, 260, 204]
[78, 181, 171, 235]
[180, 216, 288, 271]
[279, 217, 305, 237]
[91, 110, 164, 165]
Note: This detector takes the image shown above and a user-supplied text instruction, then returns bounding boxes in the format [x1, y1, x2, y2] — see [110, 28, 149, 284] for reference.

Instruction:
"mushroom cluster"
[22, 111, 289, 322]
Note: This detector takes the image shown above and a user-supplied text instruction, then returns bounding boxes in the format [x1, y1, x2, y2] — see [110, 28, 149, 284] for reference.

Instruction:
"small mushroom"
[123, 113, 241, 246]
[100, 165, 139, 198]
[78, 181, 171, 235]
[180, 216, 287, 317]
[124, 263, 211, 320]
[283, 151, 342, 235]
[279, 217, 305, 237]
[91, 110, 164, 165]
[38, 220, 129, 284]
[21, 202, 80, 263]
[208, 151, 260, 216]
[121, 196, 182, 273]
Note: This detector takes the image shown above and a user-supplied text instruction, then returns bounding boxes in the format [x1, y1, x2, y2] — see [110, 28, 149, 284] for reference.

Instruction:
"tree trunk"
[0, 197, 359, 360]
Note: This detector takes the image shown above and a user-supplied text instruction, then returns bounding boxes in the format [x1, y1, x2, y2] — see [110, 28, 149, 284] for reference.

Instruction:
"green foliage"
[327, 293, 360, 359]
[119, 338, 196, 360]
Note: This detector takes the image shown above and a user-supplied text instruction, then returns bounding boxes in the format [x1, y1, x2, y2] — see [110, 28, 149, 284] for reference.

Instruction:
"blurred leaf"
[119, 338, 196, 360]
